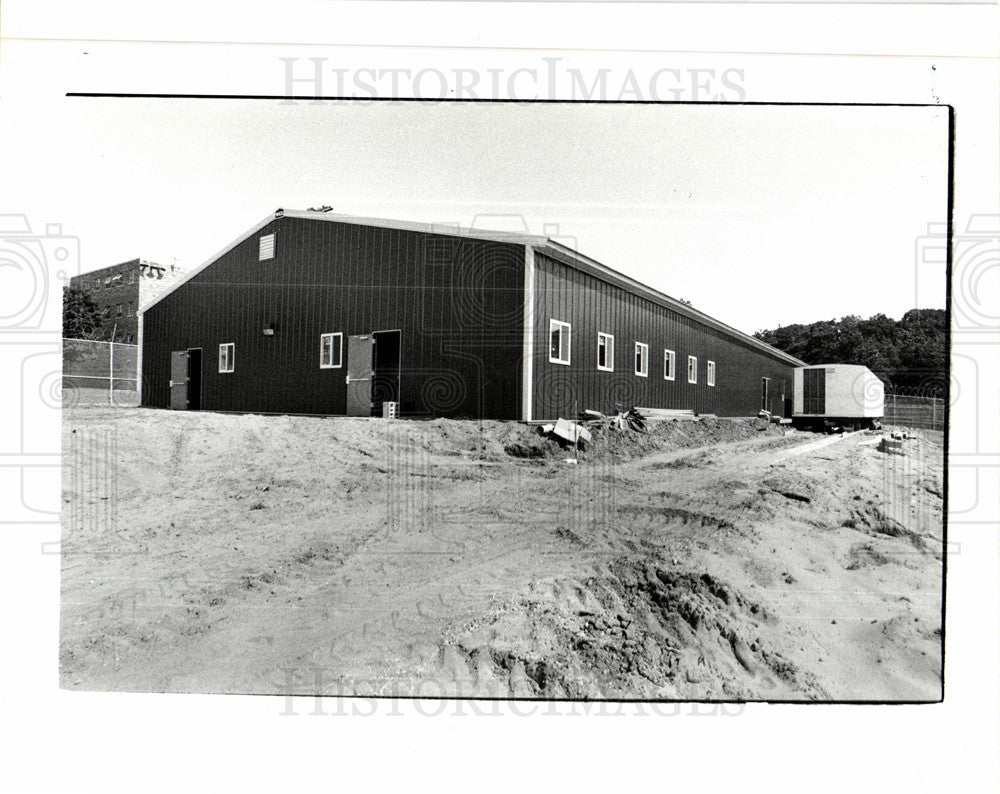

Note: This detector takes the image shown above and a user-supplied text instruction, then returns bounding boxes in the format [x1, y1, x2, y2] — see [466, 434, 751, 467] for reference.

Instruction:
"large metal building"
[140, 209, 805, 421]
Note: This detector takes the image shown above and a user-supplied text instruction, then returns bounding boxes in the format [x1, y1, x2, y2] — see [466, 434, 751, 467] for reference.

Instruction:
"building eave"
[534, 240, 807, 368]
[138, 209, 807, 369]
[280, 209, 550, 248]
[138, 215, 276, 315]
[140, 209, 550, 316]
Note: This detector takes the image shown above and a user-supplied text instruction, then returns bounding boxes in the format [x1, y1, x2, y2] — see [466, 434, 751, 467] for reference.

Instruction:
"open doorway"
[372, 330, 401, 416]
[187, 348, 202, 410]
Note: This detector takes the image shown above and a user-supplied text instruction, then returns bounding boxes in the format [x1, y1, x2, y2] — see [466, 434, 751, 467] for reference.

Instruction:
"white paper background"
[1, 2, 997, 791]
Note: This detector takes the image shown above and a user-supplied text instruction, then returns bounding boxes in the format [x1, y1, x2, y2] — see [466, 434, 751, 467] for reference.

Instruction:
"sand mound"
[60, 407, 943, 700]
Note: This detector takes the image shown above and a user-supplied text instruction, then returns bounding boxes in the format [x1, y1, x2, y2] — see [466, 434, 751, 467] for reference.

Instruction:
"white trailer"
[792, 364, 884, 431]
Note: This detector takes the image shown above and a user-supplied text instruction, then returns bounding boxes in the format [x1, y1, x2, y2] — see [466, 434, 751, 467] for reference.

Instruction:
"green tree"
[754, 309, 946, 391]
[62, 286, 105, 339]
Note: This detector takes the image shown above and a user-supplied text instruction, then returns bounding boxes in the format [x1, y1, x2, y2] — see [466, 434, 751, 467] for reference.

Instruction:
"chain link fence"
[882, 390, 945, 432]
[62, 338, 139, 406]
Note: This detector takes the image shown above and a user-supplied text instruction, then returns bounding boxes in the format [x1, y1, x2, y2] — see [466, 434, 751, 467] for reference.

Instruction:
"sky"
[11, 99, 949, 335]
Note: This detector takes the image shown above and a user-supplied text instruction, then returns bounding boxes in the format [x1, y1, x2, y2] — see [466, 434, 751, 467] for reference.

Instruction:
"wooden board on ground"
[552, 418, 592, 444]
[636, 407, 699, 421]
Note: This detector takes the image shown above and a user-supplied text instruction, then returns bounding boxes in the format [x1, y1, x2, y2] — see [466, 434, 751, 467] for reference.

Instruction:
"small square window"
[634, 342, 649, 377]
[664, 349, 676, 381]
[320, 332, 343, 368]
[707, 360, 716, 387]
[259, 233, 275, 261]
[688, 355, 698, 384]
[549, 319, 571, 365]
[219, 343, 235, 373]
[597, 332, 614, 372]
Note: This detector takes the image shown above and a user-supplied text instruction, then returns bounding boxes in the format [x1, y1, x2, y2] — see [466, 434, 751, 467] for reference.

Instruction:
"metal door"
[170, 350, 189, 410]
[346, 334, 374, 416]
[803, 368, 826, 414]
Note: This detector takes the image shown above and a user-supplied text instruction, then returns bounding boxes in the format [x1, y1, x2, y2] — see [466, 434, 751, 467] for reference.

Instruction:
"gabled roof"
[140, 209, 548, 312]
[140, 209, 805, 367]
[284, 209, 551, 247]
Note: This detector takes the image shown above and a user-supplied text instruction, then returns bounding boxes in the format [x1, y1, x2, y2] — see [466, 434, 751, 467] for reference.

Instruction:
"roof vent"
[275, 208, 284, 218]
[307, 205, 333, 213]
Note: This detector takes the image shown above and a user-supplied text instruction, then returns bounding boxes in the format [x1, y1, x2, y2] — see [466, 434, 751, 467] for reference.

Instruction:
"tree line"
[753, 309, 947, 395]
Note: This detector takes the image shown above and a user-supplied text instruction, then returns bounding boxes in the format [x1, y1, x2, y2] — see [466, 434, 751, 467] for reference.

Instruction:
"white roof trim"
[534, 241, 807, 368]
[280, 209, 551, 247]
[139, 215, 275, 314]
[140, 209, 553, 315]
[138, 209, 806, 366]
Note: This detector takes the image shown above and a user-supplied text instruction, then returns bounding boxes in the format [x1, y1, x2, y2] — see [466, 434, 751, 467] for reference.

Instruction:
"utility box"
[382, 401, 399, 419]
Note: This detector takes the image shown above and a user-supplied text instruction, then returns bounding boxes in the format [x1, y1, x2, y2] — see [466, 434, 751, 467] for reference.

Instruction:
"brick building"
[70, 259, 186, 342]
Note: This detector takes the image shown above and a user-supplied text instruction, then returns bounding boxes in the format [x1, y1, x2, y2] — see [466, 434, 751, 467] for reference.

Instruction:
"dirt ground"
[60, 407, 944, 701]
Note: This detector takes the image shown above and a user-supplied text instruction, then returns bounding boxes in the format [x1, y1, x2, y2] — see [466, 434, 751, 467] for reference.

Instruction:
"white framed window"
[259, 233, 275, 261]
[634, 342, 649, 377]
[320, 332, 343, 368]
[687, 355, 698, 384]
[549, 319, 571, 365]
[707, 360, 716, 387]
[597, 332, 614, 372]
[664, 349, 676, 381]
[219, 342, 235, 373]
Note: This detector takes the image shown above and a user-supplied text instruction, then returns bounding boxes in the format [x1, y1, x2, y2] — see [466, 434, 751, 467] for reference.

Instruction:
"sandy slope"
[60, 407, 943, 700]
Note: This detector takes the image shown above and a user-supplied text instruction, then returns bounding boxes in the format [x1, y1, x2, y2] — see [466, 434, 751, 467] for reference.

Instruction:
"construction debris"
[636, 407, 698, 422]
[551, 418, 592, 446]
[541, 407, 648, 447]
[878, 437, 905, 455]
[576, 407, 648, 433]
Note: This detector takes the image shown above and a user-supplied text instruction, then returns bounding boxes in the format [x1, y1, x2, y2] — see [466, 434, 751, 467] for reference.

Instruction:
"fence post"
[108, 339, 114, 405]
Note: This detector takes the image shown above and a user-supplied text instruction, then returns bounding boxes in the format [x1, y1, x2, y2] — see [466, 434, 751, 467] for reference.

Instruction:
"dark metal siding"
[802, 367, 826, 414]
[531, 252, 794, 420]
[142, 217, 524, 418]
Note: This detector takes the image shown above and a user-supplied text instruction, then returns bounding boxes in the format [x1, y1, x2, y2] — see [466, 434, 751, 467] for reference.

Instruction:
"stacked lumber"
[635, 407, 698, 422]
[575, 407, 647, 433]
